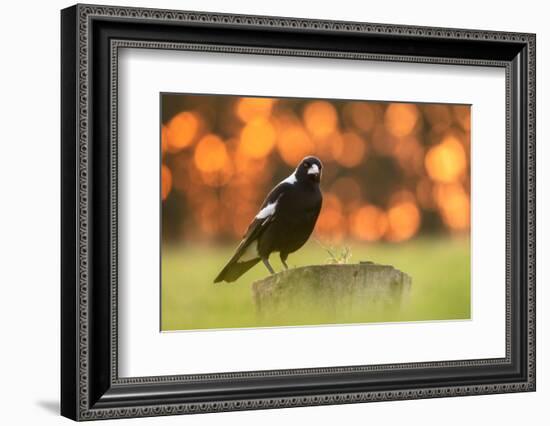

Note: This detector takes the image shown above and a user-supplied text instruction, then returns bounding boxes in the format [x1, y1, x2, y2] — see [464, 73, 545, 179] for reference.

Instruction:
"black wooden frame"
[61, 4, 536, 421]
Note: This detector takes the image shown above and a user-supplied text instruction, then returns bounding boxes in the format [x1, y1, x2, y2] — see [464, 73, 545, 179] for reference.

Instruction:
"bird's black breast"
[257, 182, 322, 257]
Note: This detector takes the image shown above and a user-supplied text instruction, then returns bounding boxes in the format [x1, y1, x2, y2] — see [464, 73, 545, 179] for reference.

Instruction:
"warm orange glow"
[316, 193, 345, 242]
[453, 105, 471, 132]
[384, 103, 419, 138]
[233, 150, 270, 181]
[350, 205, 388, 241]
[166, 111, 199, 151]
[423, 105, 452, 134]
[200, 160, 234, 187]
[161, 95, 471, 242]
[194, 134, 229, 173]
[330, 177, 362, 205]
[303, 101, 338, 139]
[236, 97, 275, 123]
[239, 118, 276, 159]
[197, 195, 222, 236]
[161, 165, 172, 200]
[231, 202, 257, 237]
[389, 190, 417, 205]
[347, 102, 376, 133]
[314, 132, 344, 162]
[161, 125, 169, 154]
[386, 201, 421, 242]
[425, 135, 467, 183]
[170, 155, 202, 194]
[276, 125, 315, 166]
[371, 125, 397, 155]
[334, 132, 366, 168]
[219, 184, 261, 233]
[393, 137, 424, 175]
[416, 178, 434, 209]
[433, 183, 470, 231]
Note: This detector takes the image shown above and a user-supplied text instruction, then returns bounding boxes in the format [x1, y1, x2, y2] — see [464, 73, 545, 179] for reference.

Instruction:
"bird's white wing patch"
[256, 201, 277, 219]
[281, 172, 297, 185]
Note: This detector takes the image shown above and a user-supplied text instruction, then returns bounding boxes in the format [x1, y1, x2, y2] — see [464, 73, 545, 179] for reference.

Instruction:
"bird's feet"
[262, 258, 275, 275]
[281, 259, 289, 270]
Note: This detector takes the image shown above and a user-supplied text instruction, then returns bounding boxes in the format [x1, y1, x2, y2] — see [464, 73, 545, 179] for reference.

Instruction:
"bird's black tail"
[214, 258, 261, 283]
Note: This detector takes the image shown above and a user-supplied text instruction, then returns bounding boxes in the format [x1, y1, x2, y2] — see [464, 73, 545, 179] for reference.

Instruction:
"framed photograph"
[61, 4, 536, 421]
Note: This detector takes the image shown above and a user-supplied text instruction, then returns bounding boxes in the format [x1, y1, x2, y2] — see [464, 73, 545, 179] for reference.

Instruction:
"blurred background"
[161, 95, 470, 244]
[160, 94, 471, 330]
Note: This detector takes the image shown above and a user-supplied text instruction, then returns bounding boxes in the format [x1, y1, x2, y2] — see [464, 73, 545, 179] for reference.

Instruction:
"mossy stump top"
[252, 262, 412, 314]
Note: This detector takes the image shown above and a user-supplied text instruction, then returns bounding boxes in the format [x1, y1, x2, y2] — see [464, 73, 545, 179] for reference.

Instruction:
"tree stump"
[252, 262, 412, 315]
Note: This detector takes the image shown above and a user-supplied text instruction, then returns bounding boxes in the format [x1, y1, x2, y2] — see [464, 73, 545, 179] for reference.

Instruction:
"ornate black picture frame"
[61, 3, 536, 421]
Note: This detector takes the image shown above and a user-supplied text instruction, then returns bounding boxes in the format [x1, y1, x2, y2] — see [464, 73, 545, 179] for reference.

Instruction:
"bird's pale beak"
[307, 164, 320, 176]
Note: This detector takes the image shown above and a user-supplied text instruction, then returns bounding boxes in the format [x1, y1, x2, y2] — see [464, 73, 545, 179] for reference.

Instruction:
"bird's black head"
[295, 156, 323, 184]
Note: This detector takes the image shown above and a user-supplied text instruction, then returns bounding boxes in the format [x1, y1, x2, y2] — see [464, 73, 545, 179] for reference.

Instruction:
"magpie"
[214, 156, 323, 283]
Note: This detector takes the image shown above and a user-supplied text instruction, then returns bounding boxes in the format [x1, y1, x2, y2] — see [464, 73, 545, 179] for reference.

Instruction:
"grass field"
[161, 236, 470, 331]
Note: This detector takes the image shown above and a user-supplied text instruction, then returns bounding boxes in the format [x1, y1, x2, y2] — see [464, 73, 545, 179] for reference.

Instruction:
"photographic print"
[61, 6, 536, 418]
[160, 93, 471, 331]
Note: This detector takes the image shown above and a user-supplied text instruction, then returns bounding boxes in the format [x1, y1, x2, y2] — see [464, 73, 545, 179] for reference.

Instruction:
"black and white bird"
[214, 156, 323, 283]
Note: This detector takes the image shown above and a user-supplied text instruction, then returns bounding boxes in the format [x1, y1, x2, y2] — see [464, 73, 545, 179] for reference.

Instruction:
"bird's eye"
[303, 162, 309, 168]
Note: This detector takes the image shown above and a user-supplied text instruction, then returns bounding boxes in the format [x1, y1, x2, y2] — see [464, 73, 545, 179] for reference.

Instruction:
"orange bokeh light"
[162, 95, 471, 242]
[239, 118, 276, 159]
[276, 124, 315, 166]
[423, 105, 452, 134]
[433, 183, 470, 231]
[389, 189, 417, 205]
[230, 201, 258, 237]
[316, 193, 345, 242]
[347, 102, 376, 133]
[236, 97, 275, 123]
[330, 177, 362, 205]
[303, 101, 338, 139]
[334, 132, 367, 168]
[371, 124, 397, 155]
[314, 131, 344, 162]
[194, 134, 229, 173]
[393, 137, 424, 175]
[197, 195, 222, 236]
[233, 150, 270, 181]
[453, 105, 471, 132]
[425, 134, 467, 183]
[386, 201, 421, 242]
[161, 164, 172, 201]
[384, 103, 419, 138]
[166, 111, 199, 151]
[350, 205, 389, 241]
[200, 161, 234, 188]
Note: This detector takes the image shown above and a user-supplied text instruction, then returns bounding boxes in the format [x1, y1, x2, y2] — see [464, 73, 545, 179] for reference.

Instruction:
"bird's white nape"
[307, 164, 320, 175]
[256, 201, 277, 219]
[281, 172, 297, 185]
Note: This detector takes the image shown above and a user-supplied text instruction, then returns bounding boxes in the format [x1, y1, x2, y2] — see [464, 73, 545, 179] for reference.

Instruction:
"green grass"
[161, 237, 470, 331]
